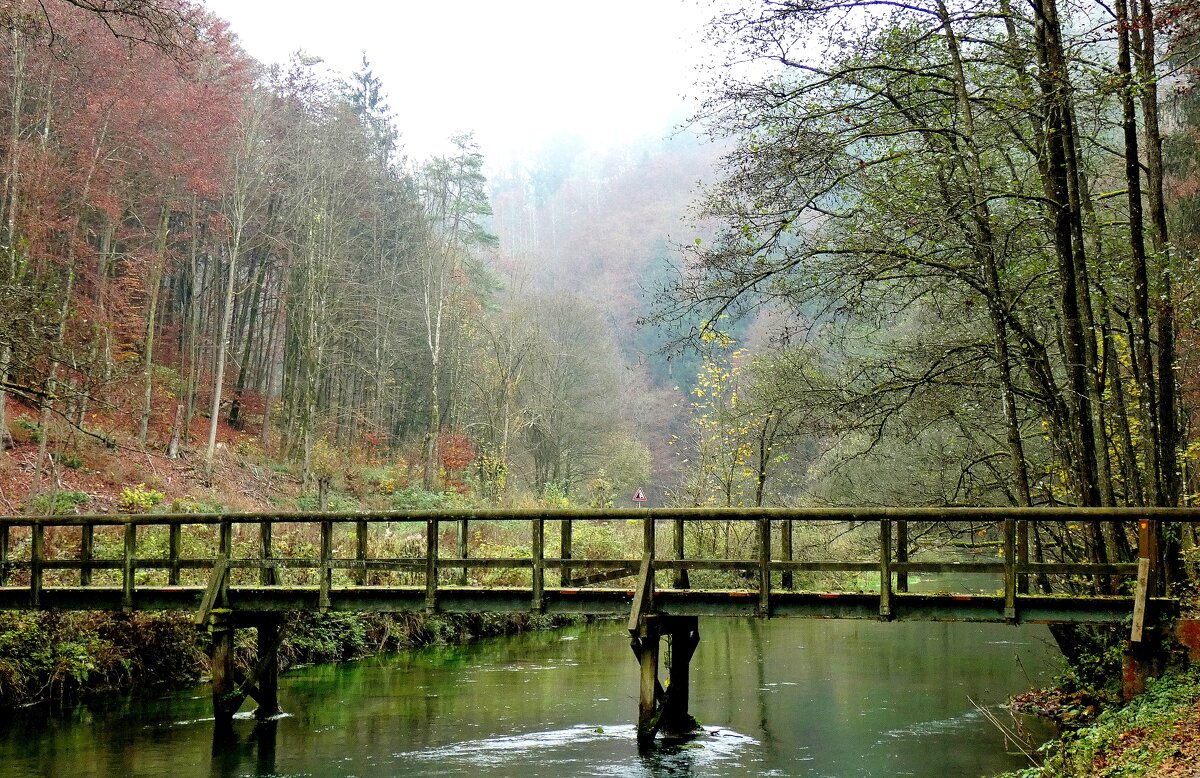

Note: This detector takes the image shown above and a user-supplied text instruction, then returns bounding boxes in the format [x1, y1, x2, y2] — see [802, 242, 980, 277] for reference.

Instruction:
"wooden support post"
[635, 615, 660, 746]
[425, 517, 438, 613]
[644, 512, 656, 592]
[561, 517, 572, 587]
[168, 523, 180, 586]
[252, 619, 281, 718]
[31, 523, 43, 608]
[879, 519, 892, 619]
[1132, 518, 1152, 643]
[209, 609, 238, 728]
[82, 524, 94, 586]
[1003, 518, 1017, 622]
[758, 516, 771, 617]
[673, 517, 689, 590]
[895, 520, 908, 593]
[457, 518, 468, 586]
[1017, 519, 1030, 594]
[319, 519, 332, 611]
[0, 524, 8, 586]
[260, 521, 276, 586]
[122, 522, 136, 611]
[532, 515, 544, 612]
[357, 519, 369, 586]
[660, 617, 699, 736]
[781, 519, 793, 590]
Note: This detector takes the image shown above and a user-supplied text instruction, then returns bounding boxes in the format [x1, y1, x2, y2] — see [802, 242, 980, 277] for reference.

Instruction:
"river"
[0, 615, 1058, 777]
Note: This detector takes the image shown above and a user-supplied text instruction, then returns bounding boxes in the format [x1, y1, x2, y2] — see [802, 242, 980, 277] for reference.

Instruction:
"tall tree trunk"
[138, 206, 170, 447]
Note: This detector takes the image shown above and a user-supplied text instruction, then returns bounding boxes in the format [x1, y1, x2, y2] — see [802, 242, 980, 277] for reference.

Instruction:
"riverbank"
[0, 609, 576, 710]
[1001, 666, 1200, 777]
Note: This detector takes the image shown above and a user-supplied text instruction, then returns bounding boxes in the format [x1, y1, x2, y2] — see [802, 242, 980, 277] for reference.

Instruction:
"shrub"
[25, 490, 89, 516]
[118, 484, 165, 513]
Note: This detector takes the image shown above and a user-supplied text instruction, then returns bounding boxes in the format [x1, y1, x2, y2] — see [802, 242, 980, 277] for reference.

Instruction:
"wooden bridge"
[0, 506, 1181, 743]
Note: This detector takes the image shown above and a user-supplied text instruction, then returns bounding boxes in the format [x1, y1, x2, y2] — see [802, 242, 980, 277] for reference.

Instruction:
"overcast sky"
[202, 0, 716, 165]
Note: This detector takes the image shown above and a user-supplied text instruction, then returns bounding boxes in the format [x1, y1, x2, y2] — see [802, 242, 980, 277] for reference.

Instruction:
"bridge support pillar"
[1122, 636, 1164, 702]
[205, 613, 285, 728]
[210, 610, 238, 729]
[631, 615, 700, 746]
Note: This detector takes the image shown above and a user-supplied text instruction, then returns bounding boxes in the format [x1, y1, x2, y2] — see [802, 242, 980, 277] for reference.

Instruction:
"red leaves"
[438, 430, 476, 472]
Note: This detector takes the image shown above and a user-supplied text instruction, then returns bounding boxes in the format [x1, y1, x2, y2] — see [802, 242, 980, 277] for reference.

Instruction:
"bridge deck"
[1, 584, 1170, 624]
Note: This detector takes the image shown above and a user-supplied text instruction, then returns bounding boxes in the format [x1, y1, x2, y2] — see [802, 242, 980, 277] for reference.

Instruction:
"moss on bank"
[1002, 667, 1200, 777]
[0, 610, 577, 710]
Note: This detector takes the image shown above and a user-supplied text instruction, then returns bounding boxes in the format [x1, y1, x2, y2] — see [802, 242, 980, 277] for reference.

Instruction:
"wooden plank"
[571, 566, 638, 587]
[194, 555, 228, 627]
[1131, 557, 1150, 642]
[627, 555, 655, 634]
[895, 520, 908, 593]
[437, 558, 533, 569]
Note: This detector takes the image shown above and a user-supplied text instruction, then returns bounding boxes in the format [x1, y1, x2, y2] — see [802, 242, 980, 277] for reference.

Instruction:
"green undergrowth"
[0, 610, 578, 710]
[1000, 666, 1200, 778]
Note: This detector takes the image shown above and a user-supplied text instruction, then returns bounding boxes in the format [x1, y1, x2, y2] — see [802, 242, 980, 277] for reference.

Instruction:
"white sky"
[202, 0, 716, 165]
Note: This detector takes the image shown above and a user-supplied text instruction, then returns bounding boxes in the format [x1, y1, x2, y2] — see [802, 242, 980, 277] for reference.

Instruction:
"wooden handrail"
[0, 508, 1174, 629]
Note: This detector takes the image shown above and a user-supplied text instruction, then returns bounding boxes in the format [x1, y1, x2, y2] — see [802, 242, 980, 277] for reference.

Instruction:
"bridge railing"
[0, 507, 1183, 625]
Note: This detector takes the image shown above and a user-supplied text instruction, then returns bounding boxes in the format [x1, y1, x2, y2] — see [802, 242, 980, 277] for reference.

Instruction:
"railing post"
[1003, 518, 1016, 621]
[425, 517, 438, 613]
[781, 518, 793, 590]
[319, 519, 332, 610]
[219, 518, 233, 557]
[0, 523, 8, 586]
[81, 524, 94, 586]
[1132, 518, 1153, 643]
[457, 517, 469, 586]
[1017, 519, 1029, 594]
[758, 516, 771, 617]
[532, 514, 545, 612]
[673, 516, 688, 589]
[31, 522, 43, 608]
[643, 511, 656, 594]
[260, 520, 276, 586]
[560, 516, 572, 587]
[357, 519, 369, 586]
[879, 519, 892, 619]
[895, 520, 908, 593]
[122, 521, 136, 612]
[219, 518, 232, 604]
[168, 522, 180, 586]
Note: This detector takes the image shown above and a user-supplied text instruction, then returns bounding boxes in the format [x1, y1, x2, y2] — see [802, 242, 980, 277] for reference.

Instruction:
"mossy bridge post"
[0, 507, 1181, 743]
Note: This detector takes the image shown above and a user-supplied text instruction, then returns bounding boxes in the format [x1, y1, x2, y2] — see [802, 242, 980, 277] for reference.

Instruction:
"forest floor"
[0, 397, 294, 516]
[1005, 667, 1200, 777]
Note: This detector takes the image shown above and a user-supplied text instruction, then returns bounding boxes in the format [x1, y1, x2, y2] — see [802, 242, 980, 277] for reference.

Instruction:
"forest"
[0, 0, 1198, 580]
[0, 0, 710, 513]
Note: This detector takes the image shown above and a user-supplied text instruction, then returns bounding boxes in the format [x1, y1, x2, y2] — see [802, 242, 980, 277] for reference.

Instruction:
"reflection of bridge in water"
[0, 507, 1179, 743]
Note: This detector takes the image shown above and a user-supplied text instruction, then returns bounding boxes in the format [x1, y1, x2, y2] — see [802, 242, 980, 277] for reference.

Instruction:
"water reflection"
[0, 619, 1058, 777]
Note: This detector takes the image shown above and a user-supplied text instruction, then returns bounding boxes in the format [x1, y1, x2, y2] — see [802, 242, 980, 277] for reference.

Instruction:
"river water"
[0, 617, 1058, 777]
